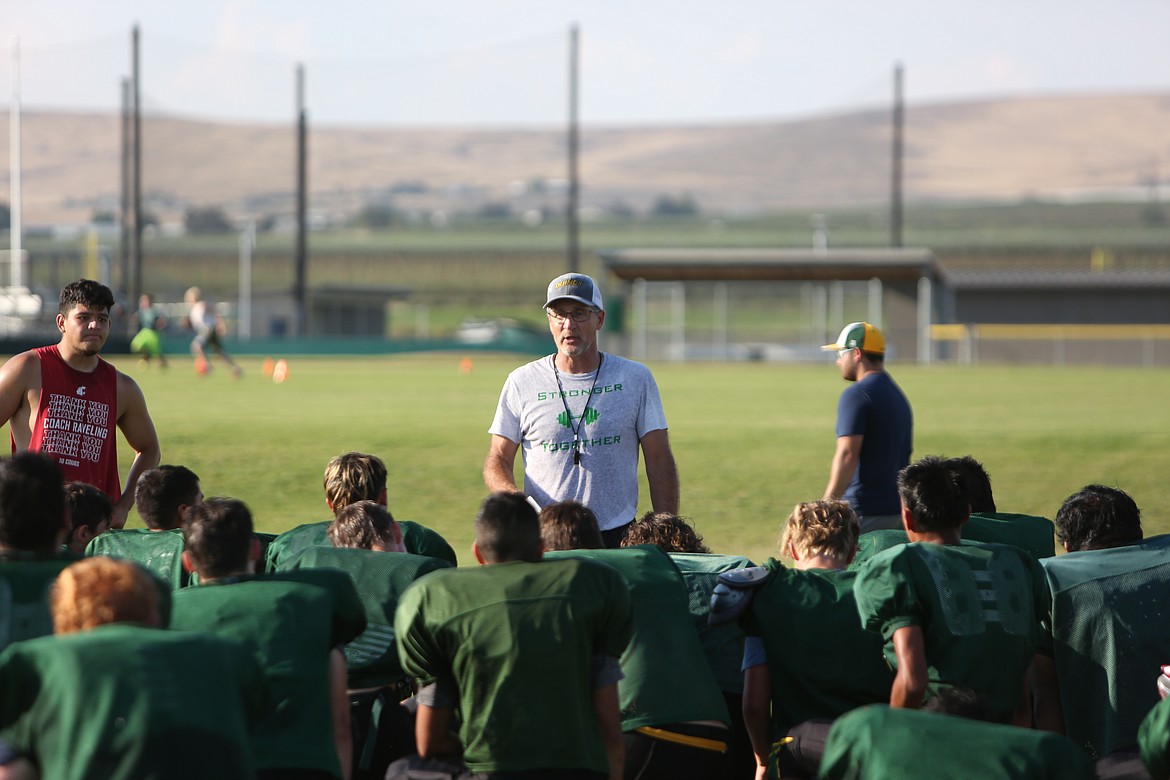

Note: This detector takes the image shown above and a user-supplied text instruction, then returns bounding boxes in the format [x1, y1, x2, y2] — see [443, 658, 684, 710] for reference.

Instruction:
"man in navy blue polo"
[821, 322, 913, 533]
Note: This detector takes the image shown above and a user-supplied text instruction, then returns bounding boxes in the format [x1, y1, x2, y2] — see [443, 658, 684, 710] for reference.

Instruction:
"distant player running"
[130, 292, 168, 369]
[185, 286, 242, 378]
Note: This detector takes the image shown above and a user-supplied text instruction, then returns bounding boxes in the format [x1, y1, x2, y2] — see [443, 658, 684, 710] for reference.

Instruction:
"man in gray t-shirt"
[484, 273, 680, 546]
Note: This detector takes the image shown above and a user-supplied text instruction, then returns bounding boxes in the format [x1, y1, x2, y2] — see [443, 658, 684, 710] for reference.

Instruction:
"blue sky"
[4, 0, 1169, 126]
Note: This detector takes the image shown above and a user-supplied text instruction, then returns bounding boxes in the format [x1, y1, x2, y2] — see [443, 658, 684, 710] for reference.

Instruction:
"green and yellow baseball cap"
[822, 322, 886, 355]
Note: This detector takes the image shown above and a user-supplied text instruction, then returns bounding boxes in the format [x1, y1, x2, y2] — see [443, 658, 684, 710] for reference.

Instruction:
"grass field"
[19, 353, 1165, 566]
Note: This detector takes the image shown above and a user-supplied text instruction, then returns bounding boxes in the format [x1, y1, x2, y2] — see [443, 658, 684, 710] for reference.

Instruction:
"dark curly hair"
[621, 512, 710, 554]
[1055, 484, 1142, 552]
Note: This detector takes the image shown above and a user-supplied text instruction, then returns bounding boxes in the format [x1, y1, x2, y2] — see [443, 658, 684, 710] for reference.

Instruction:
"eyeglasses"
[547, 308, 597, 324]
[837, 349, 854, 358]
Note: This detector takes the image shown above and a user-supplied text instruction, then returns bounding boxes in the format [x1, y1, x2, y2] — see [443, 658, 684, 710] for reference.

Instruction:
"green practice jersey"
[548, 546, 731, 731]
[854, 541, 1048, 720]
[170, 569, 366, 777]
[740, 560, 892, 733]
[967, 512, 1056, 560]
[0, 623, 266, 780]
[0, 552, 75, 651]
[254, 532, 278, 567]
[280, 546, 453, 688]
[850, 529, 909, 570]
[86, 528, 188, 588]
[669, 552, 753, 695]
[820, 705, 1093, 779]
[1041, 534, 1170, 757]
[396, 557, 632, 774]
[263, 519, 457, 572]
[1139, 693, 1170, 778]
[262, 520, 327, 571]
[398, 520, 459, 565]
[851, 514, 1055, 571]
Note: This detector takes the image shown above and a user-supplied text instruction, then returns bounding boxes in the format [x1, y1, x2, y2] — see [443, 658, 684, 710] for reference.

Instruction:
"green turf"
[20, 354, 1170, 566]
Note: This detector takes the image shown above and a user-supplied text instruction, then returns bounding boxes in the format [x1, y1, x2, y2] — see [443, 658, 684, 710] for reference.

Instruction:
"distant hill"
[5, 92, 1170, 226]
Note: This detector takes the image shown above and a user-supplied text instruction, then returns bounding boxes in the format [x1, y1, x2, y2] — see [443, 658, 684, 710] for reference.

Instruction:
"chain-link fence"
[620, 278, 881, 362]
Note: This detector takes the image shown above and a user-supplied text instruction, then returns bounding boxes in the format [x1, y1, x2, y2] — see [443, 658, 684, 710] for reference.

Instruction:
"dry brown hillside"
[4, 92, 1170, 226]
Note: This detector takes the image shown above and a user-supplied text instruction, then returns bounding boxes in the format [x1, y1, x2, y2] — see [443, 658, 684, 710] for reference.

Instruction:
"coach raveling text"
[0, 280, 160, 528]
[483, 273, 679, 547]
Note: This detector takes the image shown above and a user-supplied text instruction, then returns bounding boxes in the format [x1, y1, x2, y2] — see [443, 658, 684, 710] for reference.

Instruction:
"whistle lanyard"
[552, 353, 603, 466]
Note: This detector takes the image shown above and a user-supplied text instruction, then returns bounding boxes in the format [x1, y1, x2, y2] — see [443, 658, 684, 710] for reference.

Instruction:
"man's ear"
[247, 537, 261, 573]
[181, 550, 195, 574]
[388, 521, 405, 553]
[900, 503, 917, 534]
[72, 524, 92, 548]
[378, 487, 388, 507]
[473, 541, 486, 566]
[787, 539, 801, 562]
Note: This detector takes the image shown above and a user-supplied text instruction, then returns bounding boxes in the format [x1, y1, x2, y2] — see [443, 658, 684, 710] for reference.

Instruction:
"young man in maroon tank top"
[0, 279, 160, 528]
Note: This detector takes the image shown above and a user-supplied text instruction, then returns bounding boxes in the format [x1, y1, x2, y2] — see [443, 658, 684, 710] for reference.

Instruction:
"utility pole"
[566, 24, 580, 273]
[890, 62, 904, 248]
[131, 25, 143, 303]
[120, 77, 131, 295]
[294, 63, 307, 337]
[9, 36, 22, 287]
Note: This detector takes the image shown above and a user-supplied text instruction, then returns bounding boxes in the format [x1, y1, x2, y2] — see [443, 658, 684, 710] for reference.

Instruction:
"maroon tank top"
[23, 345, 121, 500]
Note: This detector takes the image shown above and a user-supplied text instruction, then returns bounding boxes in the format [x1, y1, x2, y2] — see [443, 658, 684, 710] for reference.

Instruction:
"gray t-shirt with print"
[489, 353, 668, 531]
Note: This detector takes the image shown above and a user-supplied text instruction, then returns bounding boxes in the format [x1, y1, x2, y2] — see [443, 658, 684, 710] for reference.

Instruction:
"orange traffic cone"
[262, 357, 275, 377]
